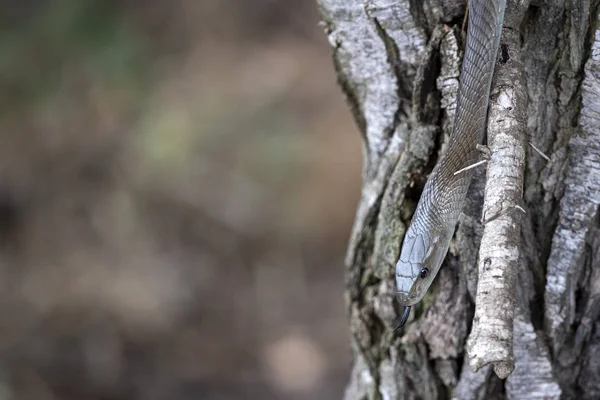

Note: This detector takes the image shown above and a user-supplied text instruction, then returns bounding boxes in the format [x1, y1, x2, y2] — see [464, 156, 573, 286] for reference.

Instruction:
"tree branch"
[466, 0, 530, 379]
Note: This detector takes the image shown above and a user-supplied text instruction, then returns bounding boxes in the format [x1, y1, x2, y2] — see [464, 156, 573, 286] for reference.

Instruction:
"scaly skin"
[395, 0, 507, 327]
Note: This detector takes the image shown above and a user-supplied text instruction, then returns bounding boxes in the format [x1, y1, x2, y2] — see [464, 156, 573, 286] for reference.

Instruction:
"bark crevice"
[317, 0, 600, 398]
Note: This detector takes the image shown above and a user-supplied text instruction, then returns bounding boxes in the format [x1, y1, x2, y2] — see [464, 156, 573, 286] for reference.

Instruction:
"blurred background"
[0, 0, 362, 399]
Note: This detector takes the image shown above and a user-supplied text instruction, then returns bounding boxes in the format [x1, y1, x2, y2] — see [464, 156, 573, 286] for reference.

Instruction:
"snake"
[395, 0, 507, 327]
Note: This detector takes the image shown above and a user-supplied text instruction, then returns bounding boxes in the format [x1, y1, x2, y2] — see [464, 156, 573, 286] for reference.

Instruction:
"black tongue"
[394, 306, 411, 331]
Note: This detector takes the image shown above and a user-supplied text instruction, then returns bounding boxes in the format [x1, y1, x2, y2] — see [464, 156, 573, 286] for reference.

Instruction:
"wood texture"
[318, 0, 600, 398]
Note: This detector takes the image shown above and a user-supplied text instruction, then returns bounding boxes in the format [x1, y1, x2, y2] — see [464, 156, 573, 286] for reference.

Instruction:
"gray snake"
[395, 0, 507, 327]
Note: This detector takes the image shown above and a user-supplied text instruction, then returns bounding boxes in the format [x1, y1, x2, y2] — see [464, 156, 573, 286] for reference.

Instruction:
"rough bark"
[317, 0, 600, 398]
[466, 0, 530, 379]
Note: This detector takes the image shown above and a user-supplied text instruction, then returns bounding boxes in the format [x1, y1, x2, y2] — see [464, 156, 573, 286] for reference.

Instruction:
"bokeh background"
[0, 1, 362, 399]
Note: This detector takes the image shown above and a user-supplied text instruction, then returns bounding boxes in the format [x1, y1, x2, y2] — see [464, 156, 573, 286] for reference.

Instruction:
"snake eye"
[420, 268, 430, 279]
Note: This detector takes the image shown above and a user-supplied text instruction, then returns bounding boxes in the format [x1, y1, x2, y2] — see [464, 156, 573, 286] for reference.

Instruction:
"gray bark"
[317, 0, 600, 398]
[466, 2, 530, 379]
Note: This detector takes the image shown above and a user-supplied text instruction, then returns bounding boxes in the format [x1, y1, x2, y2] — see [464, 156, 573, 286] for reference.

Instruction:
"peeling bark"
[317, 0, 600, 398]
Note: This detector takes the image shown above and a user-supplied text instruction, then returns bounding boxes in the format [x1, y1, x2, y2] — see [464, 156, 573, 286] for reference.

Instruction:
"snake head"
[395, 227, 450, 306]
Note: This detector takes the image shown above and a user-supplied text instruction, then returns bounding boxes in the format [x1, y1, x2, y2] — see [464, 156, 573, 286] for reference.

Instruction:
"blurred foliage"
[0, 1, 361, 399]
[0, 0, 149, 110]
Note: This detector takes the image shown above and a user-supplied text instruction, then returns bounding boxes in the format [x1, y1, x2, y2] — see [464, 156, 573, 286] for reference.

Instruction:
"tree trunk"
[316, 0, 600, 398]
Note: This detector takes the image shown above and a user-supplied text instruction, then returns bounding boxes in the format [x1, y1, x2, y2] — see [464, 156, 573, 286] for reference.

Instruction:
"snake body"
[395, 0, 507, 326]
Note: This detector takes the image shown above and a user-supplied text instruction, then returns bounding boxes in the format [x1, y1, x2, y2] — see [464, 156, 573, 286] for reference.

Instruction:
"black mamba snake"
[395, 0, 507, 327]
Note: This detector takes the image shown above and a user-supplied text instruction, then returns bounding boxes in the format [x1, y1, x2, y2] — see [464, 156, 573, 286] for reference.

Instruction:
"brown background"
[0, 1, 361, 399]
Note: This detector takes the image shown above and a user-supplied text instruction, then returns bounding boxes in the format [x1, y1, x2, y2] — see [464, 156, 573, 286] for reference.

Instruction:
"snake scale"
[395, 0, 507, 327]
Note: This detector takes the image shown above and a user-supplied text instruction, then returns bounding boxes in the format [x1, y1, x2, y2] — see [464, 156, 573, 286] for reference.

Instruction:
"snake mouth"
[396, 290, 420, 306]
[396, 291, 410, 304]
